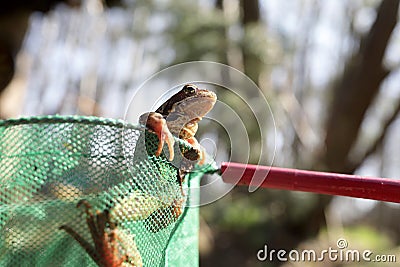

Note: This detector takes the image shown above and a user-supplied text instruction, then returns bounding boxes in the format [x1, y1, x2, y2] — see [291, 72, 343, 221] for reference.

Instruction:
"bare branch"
[348, 98, 400, 173]
[324, 0, 399, 173]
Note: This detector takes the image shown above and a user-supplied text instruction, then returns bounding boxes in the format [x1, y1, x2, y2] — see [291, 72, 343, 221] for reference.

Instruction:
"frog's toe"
[141, 112, 175, 161]
[161, 126, 175, 161]
[154, 119, 174, 161]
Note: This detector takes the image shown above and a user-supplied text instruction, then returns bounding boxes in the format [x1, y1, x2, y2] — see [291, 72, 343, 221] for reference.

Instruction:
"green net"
[0, 115, 217, 267]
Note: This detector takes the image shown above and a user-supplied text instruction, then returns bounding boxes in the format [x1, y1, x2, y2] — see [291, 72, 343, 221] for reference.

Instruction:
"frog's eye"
[183, 84, 197, 95]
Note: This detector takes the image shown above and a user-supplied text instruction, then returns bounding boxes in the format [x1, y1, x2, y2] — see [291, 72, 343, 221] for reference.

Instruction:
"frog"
[139, 84, 216, 232]
[139, 83, 217, 164]
[60, 200, 143, 267]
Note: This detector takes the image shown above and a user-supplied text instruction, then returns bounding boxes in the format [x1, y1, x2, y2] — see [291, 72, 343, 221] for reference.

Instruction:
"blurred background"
[1, 0, 400, 266]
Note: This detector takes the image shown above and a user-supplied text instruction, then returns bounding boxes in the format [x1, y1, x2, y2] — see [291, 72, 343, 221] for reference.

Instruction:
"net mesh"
[0, 115, 217, 267]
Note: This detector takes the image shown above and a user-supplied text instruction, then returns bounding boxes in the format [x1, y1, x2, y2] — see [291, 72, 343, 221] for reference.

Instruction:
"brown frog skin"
[139, 84, 217, 162]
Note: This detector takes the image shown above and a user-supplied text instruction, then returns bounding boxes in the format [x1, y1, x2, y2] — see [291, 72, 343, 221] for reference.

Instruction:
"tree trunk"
[240, 0, 263, 84]
[324, 0, 399, 173]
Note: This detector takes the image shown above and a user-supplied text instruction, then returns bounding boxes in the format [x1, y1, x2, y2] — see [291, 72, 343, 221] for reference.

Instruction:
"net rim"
[0, 115, 137, 129]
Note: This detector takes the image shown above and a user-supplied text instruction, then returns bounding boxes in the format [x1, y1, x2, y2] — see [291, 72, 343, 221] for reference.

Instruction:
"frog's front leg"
[139, 112, 175, 161]
[186, 137, 206, 165]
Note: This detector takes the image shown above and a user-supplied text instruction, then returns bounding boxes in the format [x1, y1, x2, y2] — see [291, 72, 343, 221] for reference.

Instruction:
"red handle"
[220, 162, 400, 203]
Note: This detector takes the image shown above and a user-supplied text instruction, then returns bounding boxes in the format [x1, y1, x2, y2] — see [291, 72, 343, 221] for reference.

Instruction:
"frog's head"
[156, 84, 216, 118]
[156, 84, 217, 138]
